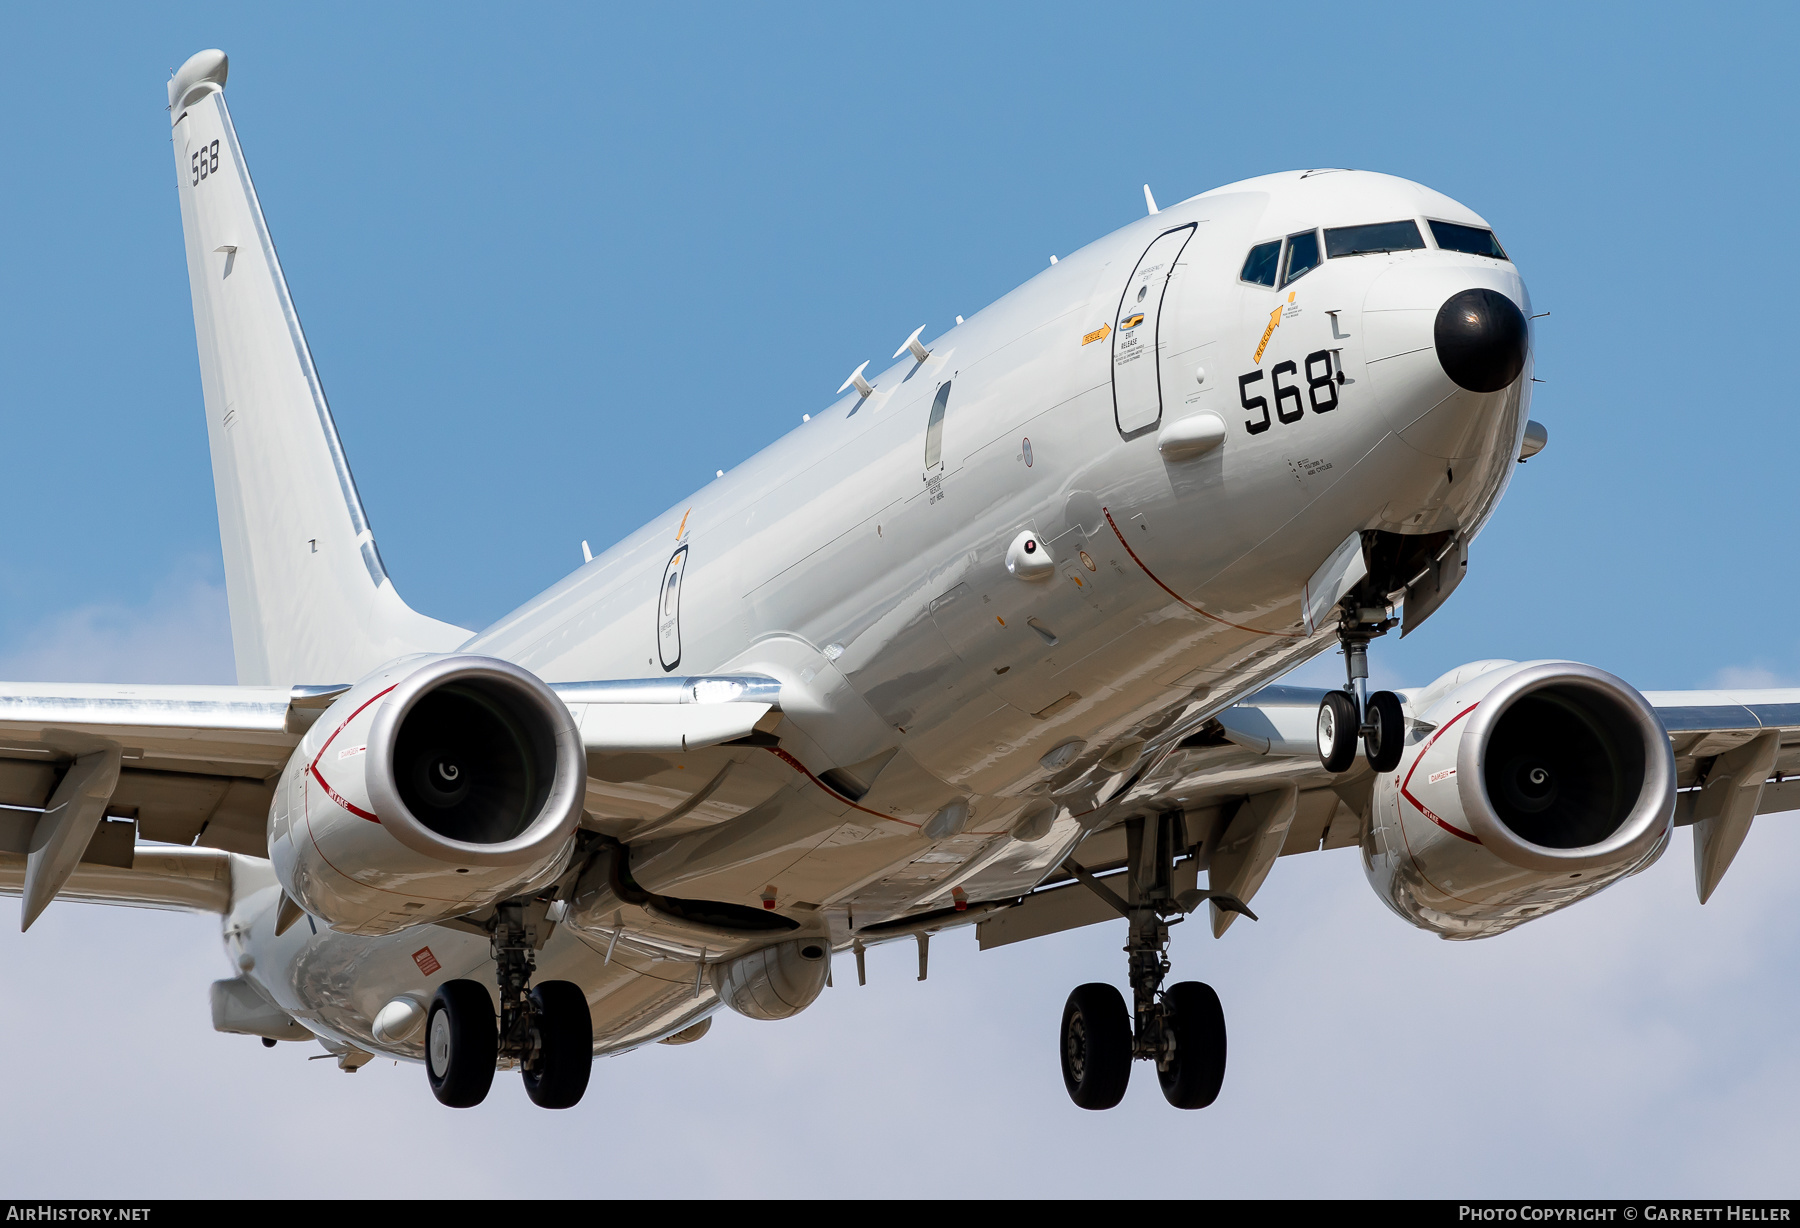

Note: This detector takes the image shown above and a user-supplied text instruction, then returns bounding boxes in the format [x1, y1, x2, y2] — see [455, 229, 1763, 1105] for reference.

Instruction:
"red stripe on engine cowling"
[1397, 702, 1483, 844]
[307, 685, 396, 824]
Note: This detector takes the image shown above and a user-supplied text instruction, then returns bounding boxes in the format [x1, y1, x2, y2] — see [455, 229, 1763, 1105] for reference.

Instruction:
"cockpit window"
[1280, 230, 1320, 287]
[1429, 220, 1509, 260]
[1325, 220, 1424, 258]
[1240, 241, 1280, 288]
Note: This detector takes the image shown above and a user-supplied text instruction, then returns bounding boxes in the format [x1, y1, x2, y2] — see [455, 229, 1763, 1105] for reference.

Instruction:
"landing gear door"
[1112, 224, 1197, 437]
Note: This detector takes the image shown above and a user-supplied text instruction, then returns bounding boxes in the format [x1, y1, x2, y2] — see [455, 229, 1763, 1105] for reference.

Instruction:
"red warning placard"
[412, 947, 441, 976]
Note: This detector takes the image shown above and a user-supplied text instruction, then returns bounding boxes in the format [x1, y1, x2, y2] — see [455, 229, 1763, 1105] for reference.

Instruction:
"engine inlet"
[1455, 662, 1674, 872]
[392, 682, 556, 845]
[365, 655, 586, 866]
[1481, 685, 1647, 849]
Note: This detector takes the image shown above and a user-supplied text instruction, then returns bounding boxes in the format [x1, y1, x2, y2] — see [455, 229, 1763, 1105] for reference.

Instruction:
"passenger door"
[1112, 224, 1197, 437]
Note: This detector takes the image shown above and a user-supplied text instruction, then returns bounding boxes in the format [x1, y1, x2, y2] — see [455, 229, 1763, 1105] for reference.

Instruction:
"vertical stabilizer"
[167, 50, 468, 685]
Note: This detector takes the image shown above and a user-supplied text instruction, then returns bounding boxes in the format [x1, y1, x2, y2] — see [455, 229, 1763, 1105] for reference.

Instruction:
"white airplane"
[3, 48, 1789, 1114]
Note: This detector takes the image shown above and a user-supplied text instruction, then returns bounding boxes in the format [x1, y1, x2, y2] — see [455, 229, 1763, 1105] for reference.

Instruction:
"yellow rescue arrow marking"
[1082, 323, 1111, 346]
[1253, 292, 1298, 364]
[1252, 305, 1283, 364]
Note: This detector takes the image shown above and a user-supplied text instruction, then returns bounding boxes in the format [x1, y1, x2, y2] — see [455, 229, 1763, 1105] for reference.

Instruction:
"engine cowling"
[1365, 660, 1675, 939]
[269, 654, 585, 935]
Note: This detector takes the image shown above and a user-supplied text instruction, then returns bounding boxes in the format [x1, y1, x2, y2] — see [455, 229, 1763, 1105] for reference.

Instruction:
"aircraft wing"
[0, 682, 304, 854]
[1121, 683, 1800, 843]
[0, 676, 778, 927]
[977, 683, 1800, 951]
[1642, 688, 1800, 815]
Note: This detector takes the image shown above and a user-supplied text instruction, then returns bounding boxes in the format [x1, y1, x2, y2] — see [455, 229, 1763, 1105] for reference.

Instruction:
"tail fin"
[167, 51, 468, 685]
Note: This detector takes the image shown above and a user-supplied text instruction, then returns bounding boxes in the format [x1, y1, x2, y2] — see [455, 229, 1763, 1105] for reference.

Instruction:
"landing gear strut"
[426, 899, 592, 1109]
[1317, 603, 1405, 774]
[1059, 814, 1229, 1110]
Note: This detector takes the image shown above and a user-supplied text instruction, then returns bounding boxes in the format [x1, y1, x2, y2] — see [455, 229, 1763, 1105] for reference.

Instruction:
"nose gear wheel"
[1318, 691, 1359, 773]
[1318, 596, 1403, 774]
[1363, 689, 1406, 773]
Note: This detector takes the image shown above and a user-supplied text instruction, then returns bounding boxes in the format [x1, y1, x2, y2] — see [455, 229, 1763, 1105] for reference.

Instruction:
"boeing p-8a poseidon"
[4, 49, 1789, 1112]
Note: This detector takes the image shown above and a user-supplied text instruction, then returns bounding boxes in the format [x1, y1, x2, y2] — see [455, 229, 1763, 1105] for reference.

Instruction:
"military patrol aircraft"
[2, 49, 1789, 1112]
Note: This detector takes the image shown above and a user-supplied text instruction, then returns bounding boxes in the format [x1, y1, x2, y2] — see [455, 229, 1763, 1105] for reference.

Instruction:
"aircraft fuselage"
[233, 168, 1535, 1060]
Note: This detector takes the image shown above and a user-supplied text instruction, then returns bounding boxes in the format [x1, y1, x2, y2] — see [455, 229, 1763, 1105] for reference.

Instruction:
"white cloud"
[1711, 664, 1792, 690]
[0, 568, 235, 685]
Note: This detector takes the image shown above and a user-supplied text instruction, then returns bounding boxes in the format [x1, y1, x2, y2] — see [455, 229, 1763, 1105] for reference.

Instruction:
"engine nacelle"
[1365, 660, 1675, 939]
[269, 654, 585, 935]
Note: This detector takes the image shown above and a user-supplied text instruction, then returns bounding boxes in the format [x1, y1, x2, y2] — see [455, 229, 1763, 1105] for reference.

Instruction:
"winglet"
[837, 361, 874, 398]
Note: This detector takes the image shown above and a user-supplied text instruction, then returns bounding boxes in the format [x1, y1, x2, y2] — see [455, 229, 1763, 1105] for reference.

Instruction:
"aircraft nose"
[1434, 288, 1528, 393]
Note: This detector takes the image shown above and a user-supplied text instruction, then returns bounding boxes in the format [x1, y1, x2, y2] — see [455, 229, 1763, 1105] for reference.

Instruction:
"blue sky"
[1, 1, 1797, 1197]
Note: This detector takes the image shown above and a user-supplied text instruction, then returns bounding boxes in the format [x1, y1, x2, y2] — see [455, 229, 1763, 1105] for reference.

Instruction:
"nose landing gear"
[1058, 814, 1241, 1110]
[425, 900, 593, 1109]
[1317, 605, 1406, 774]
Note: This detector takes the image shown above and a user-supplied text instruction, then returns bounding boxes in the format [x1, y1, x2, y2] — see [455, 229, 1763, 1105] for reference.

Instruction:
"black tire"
[426, 980, 497, 1108]
[1317, 690, 1359, 773]
[1157, 981, 1226, 1109]
[521, 980, 594, 1109]
[1363, 689, 1405, 773]
[1061, 983, 1132, 1110]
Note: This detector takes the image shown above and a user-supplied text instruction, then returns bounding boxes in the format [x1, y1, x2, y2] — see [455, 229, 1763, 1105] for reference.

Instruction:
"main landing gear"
[1059, 814, 1234, 1110]
[426, 900, 593, 1109]
[1317, 603, 1405, 774]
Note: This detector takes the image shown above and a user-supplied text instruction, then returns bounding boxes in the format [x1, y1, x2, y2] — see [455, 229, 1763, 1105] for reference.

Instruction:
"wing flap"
[0, 844, 233, 914]
[110, 770, 276, 853]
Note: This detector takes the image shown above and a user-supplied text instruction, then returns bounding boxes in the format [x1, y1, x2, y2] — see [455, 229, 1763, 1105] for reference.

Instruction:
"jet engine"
[1364, 660, 1675, 939]
[269, 654, 586, 935]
